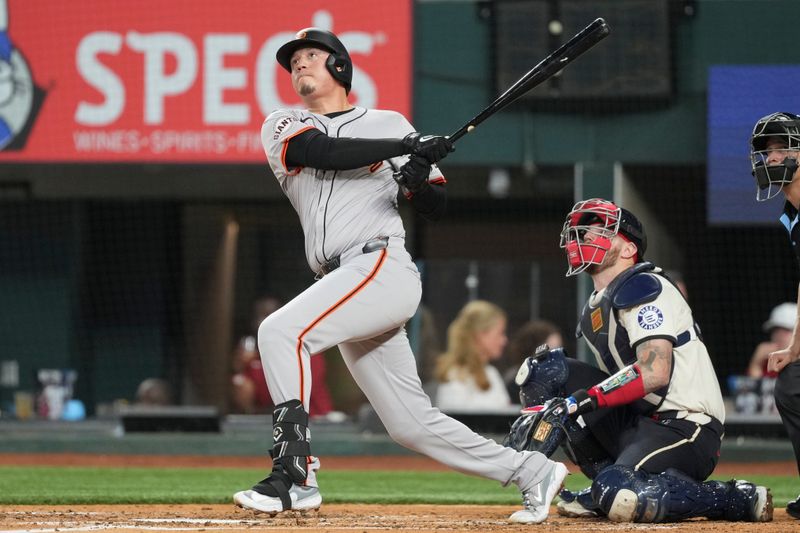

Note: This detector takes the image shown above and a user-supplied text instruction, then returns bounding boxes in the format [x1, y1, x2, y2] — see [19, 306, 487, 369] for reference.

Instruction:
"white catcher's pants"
[258, 237, 549, 491]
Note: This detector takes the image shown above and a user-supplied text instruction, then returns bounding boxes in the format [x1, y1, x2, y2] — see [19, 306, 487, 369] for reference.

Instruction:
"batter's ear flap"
[326, 54, 349, 74]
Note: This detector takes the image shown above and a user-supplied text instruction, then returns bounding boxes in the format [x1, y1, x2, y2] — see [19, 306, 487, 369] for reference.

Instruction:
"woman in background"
[434, 300, 512, 411]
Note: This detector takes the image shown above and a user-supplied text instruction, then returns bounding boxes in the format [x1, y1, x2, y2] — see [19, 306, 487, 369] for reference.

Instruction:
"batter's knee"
[257, 314, 294, 355]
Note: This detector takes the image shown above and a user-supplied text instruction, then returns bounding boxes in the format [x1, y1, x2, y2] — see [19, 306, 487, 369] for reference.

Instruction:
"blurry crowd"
[228, 294, 566, 416]
[223, 272, 794, 420]
[17, 283, 794, 422]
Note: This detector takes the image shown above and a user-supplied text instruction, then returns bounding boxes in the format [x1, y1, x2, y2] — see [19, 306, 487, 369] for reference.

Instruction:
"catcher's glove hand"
[504, 397, 578, 455]
[503, 406, 541, 451]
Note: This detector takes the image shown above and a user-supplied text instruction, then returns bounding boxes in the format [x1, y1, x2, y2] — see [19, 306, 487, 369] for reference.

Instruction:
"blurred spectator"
[433, 300, 512, 411]
[135, 377, 173, 406]
[748, 302, 797, 379]
[230, 295, 335, 417]
[503, 319, 564, 401]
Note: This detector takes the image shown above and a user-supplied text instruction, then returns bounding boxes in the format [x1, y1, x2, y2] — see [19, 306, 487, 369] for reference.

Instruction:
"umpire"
[750, 111, 800, 519]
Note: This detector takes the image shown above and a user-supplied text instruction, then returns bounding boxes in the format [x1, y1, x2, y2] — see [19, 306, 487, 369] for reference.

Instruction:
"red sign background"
[0, 1, 411, 162]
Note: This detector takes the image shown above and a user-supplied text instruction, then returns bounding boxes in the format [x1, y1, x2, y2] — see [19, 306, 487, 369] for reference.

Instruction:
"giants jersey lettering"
[262, 107, 445, 273]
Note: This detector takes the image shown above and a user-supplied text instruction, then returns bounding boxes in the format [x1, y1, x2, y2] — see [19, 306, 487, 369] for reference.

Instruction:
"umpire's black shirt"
[781, 201, 800, 264]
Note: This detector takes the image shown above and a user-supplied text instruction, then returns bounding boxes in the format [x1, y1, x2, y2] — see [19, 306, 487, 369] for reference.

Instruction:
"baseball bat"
[449, 18, 611, 143]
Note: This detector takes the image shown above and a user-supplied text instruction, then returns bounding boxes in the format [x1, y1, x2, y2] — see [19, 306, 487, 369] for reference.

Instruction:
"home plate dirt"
[0, 505, 794, 533]
[0, 455, 794, 532]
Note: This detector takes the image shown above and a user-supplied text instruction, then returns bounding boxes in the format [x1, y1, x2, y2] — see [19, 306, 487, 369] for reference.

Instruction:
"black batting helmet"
[276, 28, 352, 94]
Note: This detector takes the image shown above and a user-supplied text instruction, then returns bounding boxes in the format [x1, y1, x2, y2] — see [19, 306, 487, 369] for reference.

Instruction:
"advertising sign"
[0, 0, 411, 162]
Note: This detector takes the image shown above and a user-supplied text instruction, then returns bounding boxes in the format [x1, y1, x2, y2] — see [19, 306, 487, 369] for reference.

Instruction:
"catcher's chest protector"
[578, 262, 667, 414]
[578, 263, 656, 367]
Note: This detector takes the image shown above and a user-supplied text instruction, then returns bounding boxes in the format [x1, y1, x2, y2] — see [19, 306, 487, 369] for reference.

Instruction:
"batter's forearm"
[285, 130, 406, 170]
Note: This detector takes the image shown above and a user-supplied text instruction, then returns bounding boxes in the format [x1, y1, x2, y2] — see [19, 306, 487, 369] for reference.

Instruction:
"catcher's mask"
[276, 28, 353, 94]
[750, 112, 800, 201]
[559, 198, 647, 277]
[515, 344, 569, 407]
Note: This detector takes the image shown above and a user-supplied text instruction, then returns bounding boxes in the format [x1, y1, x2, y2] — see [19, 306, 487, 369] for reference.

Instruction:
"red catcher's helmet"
[559, 199, 647, 276]
[276, 28, 352, 94]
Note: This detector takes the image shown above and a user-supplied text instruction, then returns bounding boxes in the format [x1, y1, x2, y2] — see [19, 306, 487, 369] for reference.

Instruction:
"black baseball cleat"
[787, 494, 800, 519]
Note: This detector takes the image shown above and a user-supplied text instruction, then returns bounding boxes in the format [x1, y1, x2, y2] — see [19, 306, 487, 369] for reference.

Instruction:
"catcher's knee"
[591, 465, 644, 522]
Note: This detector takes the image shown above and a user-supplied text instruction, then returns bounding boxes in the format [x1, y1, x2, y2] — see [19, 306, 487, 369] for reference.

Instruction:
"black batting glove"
[395, 154, 431, 194]
[402, 132, 454, 164]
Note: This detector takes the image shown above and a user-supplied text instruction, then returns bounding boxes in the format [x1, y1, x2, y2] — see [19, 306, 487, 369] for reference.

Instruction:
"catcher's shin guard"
[251, 400, 312, 511]
[592, 465, 773, 523]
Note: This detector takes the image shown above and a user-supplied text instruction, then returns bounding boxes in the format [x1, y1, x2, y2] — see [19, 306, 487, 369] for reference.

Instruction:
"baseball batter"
[232, 28, 567, 523]
[505, 199, 773, 523]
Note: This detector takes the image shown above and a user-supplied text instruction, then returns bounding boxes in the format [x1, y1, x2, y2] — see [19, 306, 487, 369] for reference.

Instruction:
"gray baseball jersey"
[262, 107, 444, 274]
[256, 106, 552, 494]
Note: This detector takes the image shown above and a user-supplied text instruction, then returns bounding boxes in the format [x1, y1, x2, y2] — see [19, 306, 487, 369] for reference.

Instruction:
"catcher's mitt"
[504, 399, 572, 455]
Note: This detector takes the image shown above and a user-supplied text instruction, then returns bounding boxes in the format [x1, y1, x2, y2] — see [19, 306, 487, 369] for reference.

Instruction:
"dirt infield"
[0, 504, 794, 533]
[0, 454, 796, 532]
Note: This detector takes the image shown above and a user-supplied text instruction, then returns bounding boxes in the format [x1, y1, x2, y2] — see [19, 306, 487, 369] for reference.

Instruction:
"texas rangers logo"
[637, 305, 664, 330]
[0, 0, 44, 151]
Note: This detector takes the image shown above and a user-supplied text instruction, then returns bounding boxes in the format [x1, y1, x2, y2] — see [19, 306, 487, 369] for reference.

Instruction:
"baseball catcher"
[504, 199, 773, 523]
